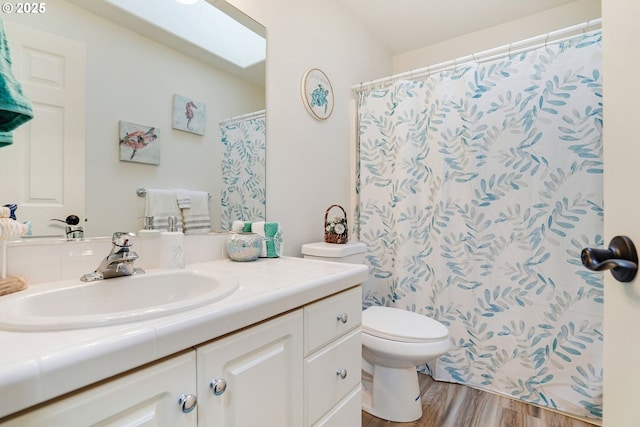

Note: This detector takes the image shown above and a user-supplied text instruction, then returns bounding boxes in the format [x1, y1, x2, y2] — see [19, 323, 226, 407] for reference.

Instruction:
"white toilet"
[301, 241, 451, 423]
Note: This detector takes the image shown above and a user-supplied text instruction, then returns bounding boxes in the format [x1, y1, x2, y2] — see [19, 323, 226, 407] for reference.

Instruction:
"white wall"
[3, 0, 265, 237]
[393, 0, 601, 74]
[227, 0, 392, 256]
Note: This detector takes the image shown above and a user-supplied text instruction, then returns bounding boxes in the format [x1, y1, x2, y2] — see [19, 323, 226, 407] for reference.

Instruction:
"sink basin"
[0, 269, 239, 331]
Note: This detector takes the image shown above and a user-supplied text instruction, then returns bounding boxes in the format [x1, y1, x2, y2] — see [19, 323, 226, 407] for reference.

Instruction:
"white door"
[602, 2, 640, 426]
[196, 310, 303, 427]
[0, 22, 85, 237]
[2, 352, 198, 426]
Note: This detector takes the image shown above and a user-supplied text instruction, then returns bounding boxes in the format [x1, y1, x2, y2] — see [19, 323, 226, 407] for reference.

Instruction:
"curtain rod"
[352, 18, 602, 93]
[220, 109, 266, 125]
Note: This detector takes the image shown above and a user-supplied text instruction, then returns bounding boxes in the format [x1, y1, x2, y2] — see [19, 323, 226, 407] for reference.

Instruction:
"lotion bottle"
[160, 216, 185, 269]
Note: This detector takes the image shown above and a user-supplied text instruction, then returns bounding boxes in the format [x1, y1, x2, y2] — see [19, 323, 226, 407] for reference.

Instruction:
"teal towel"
[242, 221, 253, 233]
[265, 222, 280, 258]
[0, 20, 33, 147]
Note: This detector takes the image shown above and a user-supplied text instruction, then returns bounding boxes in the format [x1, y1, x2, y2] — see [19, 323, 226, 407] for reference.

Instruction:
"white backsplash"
[3, 233, 229, 285]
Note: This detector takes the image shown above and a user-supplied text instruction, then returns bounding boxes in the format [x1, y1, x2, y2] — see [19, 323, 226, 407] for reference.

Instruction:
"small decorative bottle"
[160, 216, 185, 269]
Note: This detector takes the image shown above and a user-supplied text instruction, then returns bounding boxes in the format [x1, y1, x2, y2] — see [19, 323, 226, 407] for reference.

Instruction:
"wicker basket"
[324, 204, 348, 244]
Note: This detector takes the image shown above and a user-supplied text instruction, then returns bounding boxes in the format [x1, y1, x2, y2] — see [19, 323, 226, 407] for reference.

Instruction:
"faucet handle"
[112, 232, 136, 247]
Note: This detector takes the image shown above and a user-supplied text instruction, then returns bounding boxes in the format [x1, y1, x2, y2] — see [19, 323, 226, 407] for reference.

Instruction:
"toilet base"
[361, 365, 422, 422]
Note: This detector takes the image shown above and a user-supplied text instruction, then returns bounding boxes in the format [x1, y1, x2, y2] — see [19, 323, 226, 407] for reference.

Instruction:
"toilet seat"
[362, 306, 449, 343]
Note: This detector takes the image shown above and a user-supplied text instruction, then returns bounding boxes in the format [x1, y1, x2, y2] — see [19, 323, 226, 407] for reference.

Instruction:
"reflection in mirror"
[220, 109, 266, 229]
[0, 0, 266, 238]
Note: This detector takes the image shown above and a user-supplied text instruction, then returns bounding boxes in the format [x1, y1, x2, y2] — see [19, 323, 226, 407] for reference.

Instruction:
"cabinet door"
[197, 310, 303, 427]
[2, 352, 197, 427]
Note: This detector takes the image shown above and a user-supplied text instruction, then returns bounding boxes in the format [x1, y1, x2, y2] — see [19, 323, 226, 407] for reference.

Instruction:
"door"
[1, 22, 85, 237]
[196, 310, 303, 426]
[602, 2, 640, 426]
[1, 352, 198, 426]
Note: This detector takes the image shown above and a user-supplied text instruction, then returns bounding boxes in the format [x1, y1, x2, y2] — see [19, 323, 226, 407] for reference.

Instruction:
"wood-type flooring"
[362, 374, 599, 427]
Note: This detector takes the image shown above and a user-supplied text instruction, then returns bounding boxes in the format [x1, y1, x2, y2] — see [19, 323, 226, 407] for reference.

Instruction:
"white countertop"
[0, 257, 368, 419]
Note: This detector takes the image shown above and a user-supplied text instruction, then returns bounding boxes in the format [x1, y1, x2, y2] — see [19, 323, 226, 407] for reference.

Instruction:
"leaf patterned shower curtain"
[356, 30, 602, 419]
[220, 111, 266, 230]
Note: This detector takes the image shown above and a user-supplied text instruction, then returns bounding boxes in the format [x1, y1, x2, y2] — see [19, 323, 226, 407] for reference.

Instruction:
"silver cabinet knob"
[337, 313, 348, 324]
[178, 394, 197, 413]
[210, 378, 227, 396]
[336, 369, 347, 379]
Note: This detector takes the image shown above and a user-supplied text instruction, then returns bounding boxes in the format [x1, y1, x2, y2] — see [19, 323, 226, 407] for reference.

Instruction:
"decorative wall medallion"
[301, 68, 334, 120]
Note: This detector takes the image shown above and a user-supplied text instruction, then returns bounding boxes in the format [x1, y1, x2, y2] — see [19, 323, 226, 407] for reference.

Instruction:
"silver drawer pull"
[210, 378, 227, 396]
[337, 313, 348, 324]
[178, 394, 197, 413]
[336, 368, 348, 379]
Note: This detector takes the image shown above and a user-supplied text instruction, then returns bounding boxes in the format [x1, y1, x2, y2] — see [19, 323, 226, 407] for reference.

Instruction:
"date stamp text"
[2, 3, 46, 14]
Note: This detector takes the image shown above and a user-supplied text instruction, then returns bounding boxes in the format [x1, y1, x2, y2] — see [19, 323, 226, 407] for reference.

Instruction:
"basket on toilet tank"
[324, 204, 348, 244]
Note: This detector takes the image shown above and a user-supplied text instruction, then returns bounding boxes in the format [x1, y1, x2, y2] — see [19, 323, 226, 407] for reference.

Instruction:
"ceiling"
[342, 0, 579, 55]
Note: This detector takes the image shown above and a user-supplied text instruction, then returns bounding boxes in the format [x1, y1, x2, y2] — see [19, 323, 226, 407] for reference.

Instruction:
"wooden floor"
[362, 374, 599, 427]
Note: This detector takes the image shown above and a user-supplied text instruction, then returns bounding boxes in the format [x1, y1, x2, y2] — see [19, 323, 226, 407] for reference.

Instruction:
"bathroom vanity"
[0, 257, 367, 426]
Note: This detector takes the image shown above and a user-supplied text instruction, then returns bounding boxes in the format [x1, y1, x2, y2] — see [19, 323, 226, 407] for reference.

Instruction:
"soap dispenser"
[137, 216, 160, 238]
[160, 216, 184, 269]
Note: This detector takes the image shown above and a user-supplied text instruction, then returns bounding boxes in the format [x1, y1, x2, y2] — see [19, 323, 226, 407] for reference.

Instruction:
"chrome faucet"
[81, 232, 145, 282]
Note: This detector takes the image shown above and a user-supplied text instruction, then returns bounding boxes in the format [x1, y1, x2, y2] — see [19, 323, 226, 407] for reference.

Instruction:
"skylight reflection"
[107, 0, 266, 68]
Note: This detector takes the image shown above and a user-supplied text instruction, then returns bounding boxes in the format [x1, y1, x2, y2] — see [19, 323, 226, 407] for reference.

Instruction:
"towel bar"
[136, 188, 211, 199]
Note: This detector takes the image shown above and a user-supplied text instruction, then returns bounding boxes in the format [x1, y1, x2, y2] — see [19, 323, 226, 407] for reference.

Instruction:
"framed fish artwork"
[119, 121, 160, 165]
[172, 94, 206, 135]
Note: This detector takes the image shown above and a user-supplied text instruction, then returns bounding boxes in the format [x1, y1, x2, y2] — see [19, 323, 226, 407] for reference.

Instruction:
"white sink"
[0, 269, 239, 331]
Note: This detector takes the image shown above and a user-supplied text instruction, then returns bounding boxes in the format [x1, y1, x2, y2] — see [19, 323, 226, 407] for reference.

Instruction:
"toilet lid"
[362, 306, 449, 343]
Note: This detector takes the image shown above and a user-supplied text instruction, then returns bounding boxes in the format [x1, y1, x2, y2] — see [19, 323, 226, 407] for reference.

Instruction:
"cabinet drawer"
[305, 328, 361, 426]
[312, 385, 362, 427]
[304, 286, 362, 355]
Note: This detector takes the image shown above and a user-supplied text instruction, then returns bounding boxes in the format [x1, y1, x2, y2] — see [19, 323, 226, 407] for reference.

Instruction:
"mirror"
[0, 0, 266, 238]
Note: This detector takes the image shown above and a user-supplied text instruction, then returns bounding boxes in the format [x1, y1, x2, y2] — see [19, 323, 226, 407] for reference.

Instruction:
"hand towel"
[231, 220, 245, 232]
[264, 222, 281, 258]
[251, 221, 267, 257]
[181, 190, 211, 235]
[242, 221, 253, 233]
[0, 21, 33, 148]
[175, 189, 191, 209]
[144, 189, 182, 232]
[0, 217, 28, 240]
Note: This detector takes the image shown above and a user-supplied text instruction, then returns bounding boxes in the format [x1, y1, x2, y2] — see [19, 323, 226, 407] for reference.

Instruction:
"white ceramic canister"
[227, 232, 263, 262]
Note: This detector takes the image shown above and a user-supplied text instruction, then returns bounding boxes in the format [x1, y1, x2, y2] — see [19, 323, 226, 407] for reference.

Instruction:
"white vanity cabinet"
[0, 285, 363, 427]
[1, 351, 198, 426]
[303, 286, 363, 426]
[196, 310, 303, 426]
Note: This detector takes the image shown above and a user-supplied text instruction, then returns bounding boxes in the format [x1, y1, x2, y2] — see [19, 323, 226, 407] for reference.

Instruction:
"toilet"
[301, 241, 451, 423]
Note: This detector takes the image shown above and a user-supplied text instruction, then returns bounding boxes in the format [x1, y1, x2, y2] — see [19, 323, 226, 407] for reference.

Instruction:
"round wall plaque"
[301, 68, 334, 120]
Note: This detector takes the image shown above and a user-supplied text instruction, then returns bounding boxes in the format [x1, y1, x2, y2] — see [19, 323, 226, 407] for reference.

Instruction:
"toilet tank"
[301, 241, 367, 264]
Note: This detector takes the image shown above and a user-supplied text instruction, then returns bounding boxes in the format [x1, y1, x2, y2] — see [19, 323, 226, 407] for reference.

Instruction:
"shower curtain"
[356, 30, 602, 419]
[220, 111, 266, 230]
